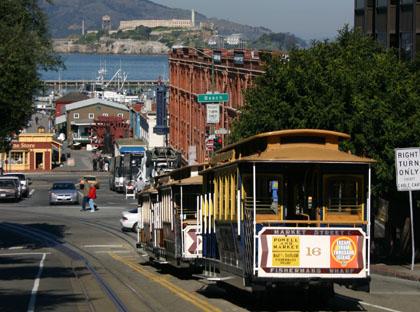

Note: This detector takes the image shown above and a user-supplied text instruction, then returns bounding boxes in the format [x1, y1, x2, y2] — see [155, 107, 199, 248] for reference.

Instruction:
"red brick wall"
[44, 151, 50, 170]
[168, 48, 268, 163]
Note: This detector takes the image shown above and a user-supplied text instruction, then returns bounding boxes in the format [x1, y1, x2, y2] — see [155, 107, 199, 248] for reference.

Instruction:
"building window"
[73, 113, 80, 119]
[401, 32, 413, 60]
[376, 0, 388, 8]
[88, 113, 95, 119]
[11, 152, 24, 164]
[356, 0, 365, 9]
[117, 113, 124, 118]
[377, 32, 387, 47]
[102, 113, 109, 117]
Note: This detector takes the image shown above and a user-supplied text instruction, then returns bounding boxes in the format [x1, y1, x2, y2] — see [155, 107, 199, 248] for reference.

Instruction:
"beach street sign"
[197, 93, 229, 103]
[395, 147, 420, 191]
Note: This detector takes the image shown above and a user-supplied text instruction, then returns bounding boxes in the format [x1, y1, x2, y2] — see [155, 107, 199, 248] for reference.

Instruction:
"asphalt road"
[1, 173, 420, 312]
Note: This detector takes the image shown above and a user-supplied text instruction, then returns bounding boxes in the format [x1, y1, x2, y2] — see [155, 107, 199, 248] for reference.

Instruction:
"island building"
[102, 15, 112, 33]
[354, 0, 420, 60]
[168, 47, 281, 163]
[119, 9, 195, 31]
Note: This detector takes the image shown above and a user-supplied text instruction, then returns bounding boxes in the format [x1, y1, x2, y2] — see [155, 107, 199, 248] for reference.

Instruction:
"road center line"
[29, 189, 35, 196]
[110, 253, 221, 312]
[359, 301, 403, 312]
[84, 245, 124, 248]
[95, 250, 130, 254]
[337, 294, 403, 312]
[27, 253, 46, 312]
[0, 252, 51, 257]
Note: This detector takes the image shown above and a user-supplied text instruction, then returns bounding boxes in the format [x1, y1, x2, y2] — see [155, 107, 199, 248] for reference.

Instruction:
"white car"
[120, 208, 138, 232]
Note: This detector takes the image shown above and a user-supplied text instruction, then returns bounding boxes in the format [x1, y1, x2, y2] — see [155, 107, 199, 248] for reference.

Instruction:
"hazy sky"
[153, 0, 354, 40]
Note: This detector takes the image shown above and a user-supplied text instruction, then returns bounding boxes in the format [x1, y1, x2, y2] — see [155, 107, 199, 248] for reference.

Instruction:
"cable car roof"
[208, 129, 375, 167]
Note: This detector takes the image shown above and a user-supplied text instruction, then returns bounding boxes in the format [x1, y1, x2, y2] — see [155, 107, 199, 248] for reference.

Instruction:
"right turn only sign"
[395, 147, 420, 191]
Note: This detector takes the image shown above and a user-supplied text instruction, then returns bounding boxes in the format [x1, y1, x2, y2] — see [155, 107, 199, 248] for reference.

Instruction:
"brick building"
[168, 47, 268, 163]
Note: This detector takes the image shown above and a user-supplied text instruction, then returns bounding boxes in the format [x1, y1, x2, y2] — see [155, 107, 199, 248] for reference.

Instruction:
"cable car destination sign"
[395, 147, 420, 191]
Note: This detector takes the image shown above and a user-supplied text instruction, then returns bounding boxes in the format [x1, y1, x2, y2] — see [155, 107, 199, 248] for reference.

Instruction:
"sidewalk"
[54, 146, 93, 172]
[371, 262, 420, 282]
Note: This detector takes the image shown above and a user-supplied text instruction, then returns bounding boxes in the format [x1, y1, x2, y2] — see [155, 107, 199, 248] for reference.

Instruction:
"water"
[41, 53, 169, 81]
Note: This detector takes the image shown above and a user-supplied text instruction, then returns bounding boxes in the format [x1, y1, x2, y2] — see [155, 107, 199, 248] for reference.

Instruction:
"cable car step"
[153, 259, 168, 264]
[206, 276, 234, 281]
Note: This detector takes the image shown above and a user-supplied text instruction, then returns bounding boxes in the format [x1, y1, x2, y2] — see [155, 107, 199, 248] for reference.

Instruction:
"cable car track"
[0, 211, 160, 312]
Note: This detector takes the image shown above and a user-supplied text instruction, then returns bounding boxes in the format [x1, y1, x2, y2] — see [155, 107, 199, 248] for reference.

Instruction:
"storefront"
[0, 134, 62, 172]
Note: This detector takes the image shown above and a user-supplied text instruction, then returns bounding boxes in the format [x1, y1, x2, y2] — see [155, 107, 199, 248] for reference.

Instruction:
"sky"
[153, 0, 354, 40]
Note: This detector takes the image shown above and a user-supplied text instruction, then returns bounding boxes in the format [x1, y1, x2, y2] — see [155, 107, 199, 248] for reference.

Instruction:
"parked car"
[4, 173, 31, 197]
[49, 181, 79, 205]
[0, 178, 20, 201]
[79, 175, 100, 189]
[120, 208, 138, 232]
[0, 176, 22, 199]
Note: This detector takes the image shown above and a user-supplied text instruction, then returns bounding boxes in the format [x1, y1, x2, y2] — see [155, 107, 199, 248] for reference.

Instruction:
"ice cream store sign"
[395, 147, 420, 191]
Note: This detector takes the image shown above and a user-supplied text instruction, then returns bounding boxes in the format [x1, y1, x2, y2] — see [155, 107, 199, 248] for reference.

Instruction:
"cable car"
[198, 129, 374, 297]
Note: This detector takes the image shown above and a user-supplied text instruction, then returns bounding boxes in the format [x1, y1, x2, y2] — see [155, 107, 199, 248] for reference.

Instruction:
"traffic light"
[214, 135, 223, 151]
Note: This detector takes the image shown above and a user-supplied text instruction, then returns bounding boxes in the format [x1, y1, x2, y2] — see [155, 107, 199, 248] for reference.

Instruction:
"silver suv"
[4, 173, 30, 197]
[0, 177, 20, 201]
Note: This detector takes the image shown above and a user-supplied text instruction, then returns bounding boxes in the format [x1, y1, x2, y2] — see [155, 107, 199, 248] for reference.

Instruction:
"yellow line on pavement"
[111, 254, 219, 312]
[110, 253, 221, 312]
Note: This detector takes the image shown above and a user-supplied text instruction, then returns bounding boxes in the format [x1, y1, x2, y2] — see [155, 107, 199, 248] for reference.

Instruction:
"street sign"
[206, 104, 220, 124]
[395, 147, 420, 191]
[197, 93, 229, 103]
[215, 128, 228, 135]
[205, 139, 214, 152]
[395, 147, 419, 271]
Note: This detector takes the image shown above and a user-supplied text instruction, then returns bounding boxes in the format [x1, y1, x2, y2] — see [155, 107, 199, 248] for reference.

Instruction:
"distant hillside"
[251, 33, 307, 50]
[40, 0, 271, 40]
[41, 0, 306, 50]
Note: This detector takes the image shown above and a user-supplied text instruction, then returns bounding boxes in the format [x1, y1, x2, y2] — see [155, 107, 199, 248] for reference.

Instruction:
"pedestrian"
[92, 158, 97, 171]
[88, 183, 97, 212]
[80, 179, 90, 211]
[135, 176, 145, 193]
[99, 157, 104, 171]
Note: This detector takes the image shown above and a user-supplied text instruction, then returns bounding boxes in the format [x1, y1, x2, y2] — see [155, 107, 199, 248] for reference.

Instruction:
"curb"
[371, 264, 420, 282]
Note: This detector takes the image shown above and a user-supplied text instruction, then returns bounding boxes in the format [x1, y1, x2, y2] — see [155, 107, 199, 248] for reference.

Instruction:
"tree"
[230, 26, 420, 200]
[0, 0, 62, 150]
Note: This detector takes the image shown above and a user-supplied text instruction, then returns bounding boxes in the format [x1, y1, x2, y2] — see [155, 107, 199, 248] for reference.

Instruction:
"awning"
[119, 146, 145, 154]
[55, 115, 66, 125]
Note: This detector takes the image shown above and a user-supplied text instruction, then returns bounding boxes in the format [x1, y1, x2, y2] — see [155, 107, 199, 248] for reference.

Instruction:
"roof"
[65, 98, 129, 112]
[56, 92, 89, 104]
[164, 175, 203, 187]
[55, 115, 66, 125]
[120, 146, 145, 154]
[115, 138, 147, 146]
[208, 129, 375, 168]
[218, 129, 350, 154]
[240, 145, 374, 163]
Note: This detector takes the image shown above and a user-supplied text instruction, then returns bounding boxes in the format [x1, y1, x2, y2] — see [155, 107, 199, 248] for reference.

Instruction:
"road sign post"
[395, 147, 420, 271]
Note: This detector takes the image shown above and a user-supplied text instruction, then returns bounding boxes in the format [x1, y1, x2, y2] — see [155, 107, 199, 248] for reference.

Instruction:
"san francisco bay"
[41, 53, 169, 81]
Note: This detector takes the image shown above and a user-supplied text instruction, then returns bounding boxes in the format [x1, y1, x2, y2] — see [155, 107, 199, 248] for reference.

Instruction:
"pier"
[42, 79, 166, 91]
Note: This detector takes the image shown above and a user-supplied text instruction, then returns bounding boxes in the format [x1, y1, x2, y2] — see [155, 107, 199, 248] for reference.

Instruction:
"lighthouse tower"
[191, 9, 195, 28]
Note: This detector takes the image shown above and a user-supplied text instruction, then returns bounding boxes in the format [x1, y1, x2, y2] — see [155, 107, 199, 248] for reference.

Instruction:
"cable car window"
[243, 174, 283, 215]
[325, 176, 363, 215]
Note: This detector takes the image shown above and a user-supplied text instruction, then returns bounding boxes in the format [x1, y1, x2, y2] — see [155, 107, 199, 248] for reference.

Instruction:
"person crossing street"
[88, 183, 97, 212]
[80, 179, 90, 211]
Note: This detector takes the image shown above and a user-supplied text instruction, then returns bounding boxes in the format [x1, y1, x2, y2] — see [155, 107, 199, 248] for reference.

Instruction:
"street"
[0, 173, 419, 312]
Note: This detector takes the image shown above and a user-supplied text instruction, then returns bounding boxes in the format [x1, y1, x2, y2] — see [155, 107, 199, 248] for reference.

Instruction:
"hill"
[251, 32, 307, 50]
[40, 0, 270, 40]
